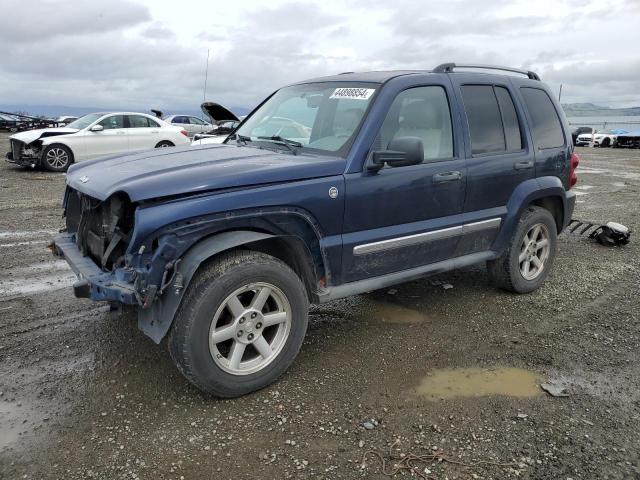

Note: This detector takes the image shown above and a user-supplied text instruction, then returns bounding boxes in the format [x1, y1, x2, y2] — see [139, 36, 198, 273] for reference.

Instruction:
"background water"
[566, 115, 640, 133]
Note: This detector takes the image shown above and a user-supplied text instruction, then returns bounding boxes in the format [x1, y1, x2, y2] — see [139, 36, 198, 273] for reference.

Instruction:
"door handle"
[117, 131, 126, 135]
[433, 171, 462, 184]
[514, 161, 534, 170]
[151, 130, 159, 133]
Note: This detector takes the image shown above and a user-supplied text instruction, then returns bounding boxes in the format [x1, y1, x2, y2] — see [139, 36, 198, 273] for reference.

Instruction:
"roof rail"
[433, 63, 540, 81]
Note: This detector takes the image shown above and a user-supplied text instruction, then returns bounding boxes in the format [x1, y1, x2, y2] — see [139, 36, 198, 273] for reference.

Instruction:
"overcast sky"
[1, 0, 639, 112]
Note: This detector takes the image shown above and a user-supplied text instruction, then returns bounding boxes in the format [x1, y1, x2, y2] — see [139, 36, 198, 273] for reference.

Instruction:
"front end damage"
[52, 188, 180, 311]
[6, 138, 43, 168]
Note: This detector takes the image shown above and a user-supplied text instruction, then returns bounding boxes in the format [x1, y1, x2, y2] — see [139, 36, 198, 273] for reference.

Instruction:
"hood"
[66, 144, 345, 202]
[11, 127, 79, 144]
[200, 102, 239, 123]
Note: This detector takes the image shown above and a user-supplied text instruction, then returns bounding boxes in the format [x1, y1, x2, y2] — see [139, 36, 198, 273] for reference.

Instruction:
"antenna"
[203, 48, 210, 102]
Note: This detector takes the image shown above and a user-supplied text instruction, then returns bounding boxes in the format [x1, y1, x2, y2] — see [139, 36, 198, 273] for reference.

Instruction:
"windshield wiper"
[257, 135, 302, 154]
[234, 134, 251, 146]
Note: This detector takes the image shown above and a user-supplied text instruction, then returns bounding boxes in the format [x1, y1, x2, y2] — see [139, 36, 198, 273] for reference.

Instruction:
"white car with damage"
[6, 112, 190, 172]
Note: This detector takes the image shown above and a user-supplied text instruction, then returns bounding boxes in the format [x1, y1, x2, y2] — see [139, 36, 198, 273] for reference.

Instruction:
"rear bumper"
[52, 233, 140, 304]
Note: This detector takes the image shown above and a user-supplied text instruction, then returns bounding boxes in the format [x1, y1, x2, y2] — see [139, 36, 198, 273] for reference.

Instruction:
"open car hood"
[200, 102, 239, 123]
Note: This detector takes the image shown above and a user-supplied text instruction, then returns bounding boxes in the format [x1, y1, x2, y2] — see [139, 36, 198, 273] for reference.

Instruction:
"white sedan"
[576, 128, 629, 148]
[163, 115, 213, 137]
[6, 112, 190, 172]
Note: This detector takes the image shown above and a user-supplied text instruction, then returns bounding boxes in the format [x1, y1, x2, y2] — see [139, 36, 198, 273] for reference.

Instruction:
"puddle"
[415, 367, 542, 400]
[574, 185, 594, 190]
[369, 302, 429, 324]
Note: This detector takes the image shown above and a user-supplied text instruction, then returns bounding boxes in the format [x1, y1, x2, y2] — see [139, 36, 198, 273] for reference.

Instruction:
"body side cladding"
[319, 251, 496, 303]
[491, 176, 576, 254]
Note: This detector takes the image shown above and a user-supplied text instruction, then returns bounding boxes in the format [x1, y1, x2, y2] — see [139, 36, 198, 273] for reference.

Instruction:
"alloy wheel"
[209, 282, 291, 375]
[518, 223, 550, 280]
[45, 147, 69, 169]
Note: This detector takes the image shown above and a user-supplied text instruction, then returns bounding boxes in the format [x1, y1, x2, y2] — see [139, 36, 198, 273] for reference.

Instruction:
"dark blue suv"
[53, 63, 578, 397]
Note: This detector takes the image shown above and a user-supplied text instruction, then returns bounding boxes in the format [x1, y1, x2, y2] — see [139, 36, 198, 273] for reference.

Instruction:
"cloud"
[0, 0, 150, 42]
[0, 0, 637, 111]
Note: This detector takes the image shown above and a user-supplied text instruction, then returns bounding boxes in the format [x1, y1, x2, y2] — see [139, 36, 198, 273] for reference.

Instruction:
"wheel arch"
[138, 228, 325, 344]
[40, 140, 76, 165]
[491, 177, 571, 254]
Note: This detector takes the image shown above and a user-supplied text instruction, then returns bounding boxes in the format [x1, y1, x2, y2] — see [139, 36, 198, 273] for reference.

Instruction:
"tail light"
[569, 152, 580, 189]
[180, 130, 189, 137]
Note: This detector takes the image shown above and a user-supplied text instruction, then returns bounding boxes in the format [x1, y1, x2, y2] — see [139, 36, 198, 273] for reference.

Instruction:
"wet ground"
[0, 132, 639, 479]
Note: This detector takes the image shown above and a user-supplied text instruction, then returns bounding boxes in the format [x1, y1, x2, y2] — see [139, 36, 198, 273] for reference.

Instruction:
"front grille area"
[65, 188, 135, 270]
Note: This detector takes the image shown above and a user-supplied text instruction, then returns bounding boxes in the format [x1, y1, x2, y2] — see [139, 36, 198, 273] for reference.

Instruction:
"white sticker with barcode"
[330, 88, 375, 100]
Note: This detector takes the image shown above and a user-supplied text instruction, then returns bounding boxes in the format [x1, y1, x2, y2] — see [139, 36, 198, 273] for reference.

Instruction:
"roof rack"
[433, 63, 540, 81]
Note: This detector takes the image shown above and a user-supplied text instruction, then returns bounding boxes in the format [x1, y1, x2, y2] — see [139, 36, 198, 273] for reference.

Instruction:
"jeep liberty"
[53, 63, 578, 397]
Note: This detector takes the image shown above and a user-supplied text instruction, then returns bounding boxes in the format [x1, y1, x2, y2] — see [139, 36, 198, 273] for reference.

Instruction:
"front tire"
[155, 140, 174, 148]
[487, 206, 558, 293]
[42, 144, 72, 172]
[168, 250, 309, 397]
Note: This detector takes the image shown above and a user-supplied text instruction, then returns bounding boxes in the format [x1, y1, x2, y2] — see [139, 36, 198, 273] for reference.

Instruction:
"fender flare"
[491, 176, 573, 253]
[138, 230, 273, 343]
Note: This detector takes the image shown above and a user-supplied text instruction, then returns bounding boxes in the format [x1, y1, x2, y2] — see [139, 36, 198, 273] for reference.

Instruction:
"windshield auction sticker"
[330, 88, 375, 100]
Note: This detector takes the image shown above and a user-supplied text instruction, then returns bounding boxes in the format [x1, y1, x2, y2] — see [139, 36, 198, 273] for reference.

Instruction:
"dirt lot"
[0, 131, 638, 480]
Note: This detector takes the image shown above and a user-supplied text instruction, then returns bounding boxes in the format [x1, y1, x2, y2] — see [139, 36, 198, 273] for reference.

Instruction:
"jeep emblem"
[79, 175, 89, 183]
[328, 186, 338, 199]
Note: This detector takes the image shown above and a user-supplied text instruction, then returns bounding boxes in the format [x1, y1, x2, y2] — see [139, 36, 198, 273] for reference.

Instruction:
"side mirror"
[368, 137, 424, 171]
[89, 124, 104, 132]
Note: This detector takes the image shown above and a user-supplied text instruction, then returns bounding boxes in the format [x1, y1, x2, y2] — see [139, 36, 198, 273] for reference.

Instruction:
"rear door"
[449, 77, 535, 255]
[85, 114, 128, 159]
[518, 87, 569, 185]
[341, 83, 467, 283]
[126, 115, 161, 151]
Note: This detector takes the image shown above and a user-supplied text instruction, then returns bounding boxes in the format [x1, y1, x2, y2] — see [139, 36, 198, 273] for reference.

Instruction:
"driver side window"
[377, 86, 453, 162]
[98, 115, 125, 130]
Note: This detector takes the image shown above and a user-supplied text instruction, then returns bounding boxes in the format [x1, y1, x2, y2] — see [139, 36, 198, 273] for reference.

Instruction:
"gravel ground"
[0, 131, 639, 480]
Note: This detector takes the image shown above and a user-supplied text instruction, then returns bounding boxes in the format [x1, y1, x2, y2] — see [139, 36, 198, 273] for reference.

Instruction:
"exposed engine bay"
[65, 188, 136, 270]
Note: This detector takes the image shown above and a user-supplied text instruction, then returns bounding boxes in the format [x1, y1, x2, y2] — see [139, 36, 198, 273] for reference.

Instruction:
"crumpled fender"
[138, 230, 272, 343]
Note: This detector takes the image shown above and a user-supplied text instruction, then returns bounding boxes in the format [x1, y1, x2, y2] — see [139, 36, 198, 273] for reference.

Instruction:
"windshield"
[234, 82, 378, 155]
[66, 113, 105, 130]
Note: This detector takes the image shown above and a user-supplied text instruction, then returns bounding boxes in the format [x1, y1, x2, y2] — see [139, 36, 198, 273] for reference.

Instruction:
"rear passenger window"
[494, 87, 522, 151]
[461, 85, 505, 154]
[377, 86, 453, 162]
[520, 87, 564, 149]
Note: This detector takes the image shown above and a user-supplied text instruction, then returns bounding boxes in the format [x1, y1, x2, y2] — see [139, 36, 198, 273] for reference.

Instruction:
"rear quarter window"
[520, 87, 565, 149]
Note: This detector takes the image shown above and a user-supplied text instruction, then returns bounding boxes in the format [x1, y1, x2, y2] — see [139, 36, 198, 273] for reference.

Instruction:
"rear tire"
[42, 144, 72, 172]
[487, 206, 557, 293]
[155, 140, 174, 148]
[168, 250, 309, 397]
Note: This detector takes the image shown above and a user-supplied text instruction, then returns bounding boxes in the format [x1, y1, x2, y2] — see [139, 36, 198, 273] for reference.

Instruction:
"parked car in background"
[571, 126, 592, 145]
[615, 129, 640, 149]
[163, 115, 213, 137]
[53, 63, 577, 397]
[576, 128, 628, 147]
[54, 116, 79, 127]
[6, 112, 190, 172]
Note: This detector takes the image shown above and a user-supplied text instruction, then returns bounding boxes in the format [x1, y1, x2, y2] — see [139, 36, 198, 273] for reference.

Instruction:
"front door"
[341, 84, 467, 283]
[85, 114, 128, 159]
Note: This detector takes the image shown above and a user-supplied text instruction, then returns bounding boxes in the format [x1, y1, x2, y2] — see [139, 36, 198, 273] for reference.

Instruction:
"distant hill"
[562, 103, 640, 117]
[0, 104, 251, 120]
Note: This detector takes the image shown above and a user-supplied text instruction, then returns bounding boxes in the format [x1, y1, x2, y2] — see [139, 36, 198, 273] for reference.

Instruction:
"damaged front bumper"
[5, 139, 41, 168]
[52, 233, 140, 304]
